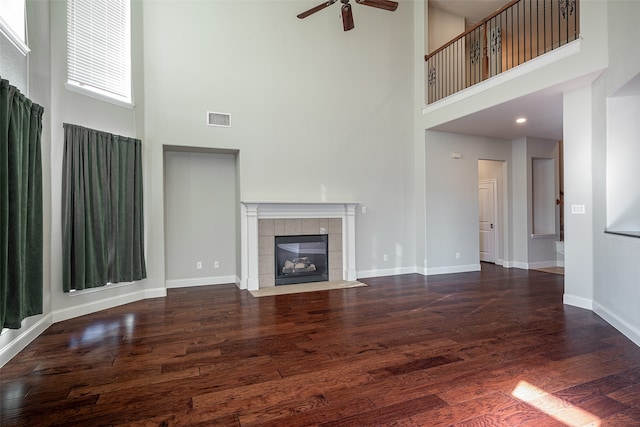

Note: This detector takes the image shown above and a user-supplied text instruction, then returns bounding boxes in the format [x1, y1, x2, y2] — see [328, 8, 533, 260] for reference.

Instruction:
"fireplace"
[240, 202, 358, 291]
[275, 234, 329, 285]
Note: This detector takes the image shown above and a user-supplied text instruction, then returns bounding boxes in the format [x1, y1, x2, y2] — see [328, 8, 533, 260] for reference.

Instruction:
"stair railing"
[425, 0, 579, 104]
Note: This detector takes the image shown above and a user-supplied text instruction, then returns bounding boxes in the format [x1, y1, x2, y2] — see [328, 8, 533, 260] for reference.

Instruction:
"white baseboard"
[495, 260, 564, 269]
[594, 302, 640, 348]
[563, 293, 593, 310]
[528, 261, 561, 269]
[166, 276, 237, 289]
[511, 261, 530, 270]
[0, 314, 53, 368]
[53, 287, 167, 323]
[425, 264, 481, 275]
[358, 264, 483, 277]
[357, 266, 418, 279]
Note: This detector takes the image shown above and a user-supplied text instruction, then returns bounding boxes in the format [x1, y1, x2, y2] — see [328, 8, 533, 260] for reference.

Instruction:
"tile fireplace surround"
[241, 202, 358, 291]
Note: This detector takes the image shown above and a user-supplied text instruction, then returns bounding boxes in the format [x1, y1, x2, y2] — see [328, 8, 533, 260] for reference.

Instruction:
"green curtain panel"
[62, 123, 146, 292]
[0, 78, 44, 329]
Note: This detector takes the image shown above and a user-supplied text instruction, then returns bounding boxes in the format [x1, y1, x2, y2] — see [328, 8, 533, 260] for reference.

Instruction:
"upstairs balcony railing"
[425, 0, 579, 104]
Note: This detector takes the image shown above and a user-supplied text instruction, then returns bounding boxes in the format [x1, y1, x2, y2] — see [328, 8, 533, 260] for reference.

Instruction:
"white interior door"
[479, 180, 497, 263]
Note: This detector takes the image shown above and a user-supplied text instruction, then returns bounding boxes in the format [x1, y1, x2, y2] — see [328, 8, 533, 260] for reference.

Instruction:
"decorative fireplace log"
[282, 257, 317, 274]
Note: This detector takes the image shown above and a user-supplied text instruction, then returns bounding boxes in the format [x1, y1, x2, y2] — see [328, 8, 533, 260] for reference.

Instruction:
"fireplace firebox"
[274, 234, 329, 285]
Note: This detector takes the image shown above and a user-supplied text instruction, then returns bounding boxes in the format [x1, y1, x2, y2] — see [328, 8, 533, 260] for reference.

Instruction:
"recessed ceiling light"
[516, 117, 527, 124]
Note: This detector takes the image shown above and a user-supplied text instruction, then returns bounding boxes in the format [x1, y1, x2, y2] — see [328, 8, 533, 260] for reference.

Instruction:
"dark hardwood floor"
[3, 264, 640, 426]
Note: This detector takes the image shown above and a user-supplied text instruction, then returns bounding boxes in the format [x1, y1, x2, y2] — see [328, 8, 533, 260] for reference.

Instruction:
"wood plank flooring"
[3, 264, 640, 426]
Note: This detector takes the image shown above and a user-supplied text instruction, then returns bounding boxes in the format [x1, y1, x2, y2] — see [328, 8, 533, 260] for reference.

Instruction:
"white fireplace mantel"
[240, 201, 359, 291]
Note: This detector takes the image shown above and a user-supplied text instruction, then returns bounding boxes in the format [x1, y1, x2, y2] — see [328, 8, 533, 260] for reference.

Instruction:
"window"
[66, 0, 132, 106]
[0, 0, 28, 54]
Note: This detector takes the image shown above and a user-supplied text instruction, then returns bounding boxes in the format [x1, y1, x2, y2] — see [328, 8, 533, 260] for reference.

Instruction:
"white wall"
[164, 150, 238, 287]
[526, 137, 560, 267]
[414, 0, 427, 275]
[427, 6, 465, 54]
[606, 94, 640, 231]
[0, 35, 27, 90]
[509, 137, 560, 270]
[511, 138, 528, 267]
[141, 0, 417, 282]
[424, 131, 511, 274]
[563, 82, 595, 310]
[589, 0, 640, 346]
[424, 134, 558, 274]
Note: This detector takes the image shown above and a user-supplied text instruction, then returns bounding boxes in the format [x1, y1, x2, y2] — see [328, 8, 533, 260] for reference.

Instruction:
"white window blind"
[67, 0, 131, 105]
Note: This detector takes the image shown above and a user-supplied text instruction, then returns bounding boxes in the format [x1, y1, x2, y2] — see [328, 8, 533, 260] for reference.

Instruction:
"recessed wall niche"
[532, 157, 556, 236]
[606, 73, 640, 235]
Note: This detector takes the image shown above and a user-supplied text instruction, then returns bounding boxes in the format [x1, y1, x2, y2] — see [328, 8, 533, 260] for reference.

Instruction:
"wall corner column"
[243, 203, 260, 291]
[344, 203, 357, 281]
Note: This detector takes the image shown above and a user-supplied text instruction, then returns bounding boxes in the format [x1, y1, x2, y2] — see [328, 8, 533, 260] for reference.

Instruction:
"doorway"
[479, 179, 497, 263]
[478, 160, 505, 265]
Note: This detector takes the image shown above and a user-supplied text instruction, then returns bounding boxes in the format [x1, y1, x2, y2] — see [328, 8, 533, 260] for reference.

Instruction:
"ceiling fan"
[297, 0, 399, 32]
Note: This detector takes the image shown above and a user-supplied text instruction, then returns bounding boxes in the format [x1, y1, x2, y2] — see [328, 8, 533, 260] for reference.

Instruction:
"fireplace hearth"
[275, 234, 328, 285]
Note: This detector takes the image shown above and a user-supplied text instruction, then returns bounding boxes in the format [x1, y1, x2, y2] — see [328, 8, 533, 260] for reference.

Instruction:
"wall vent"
[207, 111, 231, 127]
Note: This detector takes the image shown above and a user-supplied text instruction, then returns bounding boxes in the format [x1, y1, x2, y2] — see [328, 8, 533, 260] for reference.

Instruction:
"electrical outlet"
[455, 252, 461, 259]
[214, 261, 219, 269]
[196, 261, 202, 269]
[383, 254, 388, 262]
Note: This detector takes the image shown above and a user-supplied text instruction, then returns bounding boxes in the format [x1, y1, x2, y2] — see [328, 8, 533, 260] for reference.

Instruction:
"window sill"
[67, 281, 135, 297]
[0, 22, 29, 56]
[604, 230, 640, 239]
[65, 82, 134, 109]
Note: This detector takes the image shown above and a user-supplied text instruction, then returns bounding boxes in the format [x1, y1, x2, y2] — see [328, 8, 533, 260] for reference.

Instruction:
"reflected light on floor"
[69, 321, 121, 348]
[512, 380, 601, 427]
[67, 313, 137, 349]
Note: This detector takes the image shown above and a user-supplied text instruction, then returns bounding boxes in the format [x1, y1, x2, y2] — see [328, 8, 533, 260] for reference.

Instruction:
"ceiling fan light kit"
[297, 0, 398, 32]
[341, 3, 355, 31]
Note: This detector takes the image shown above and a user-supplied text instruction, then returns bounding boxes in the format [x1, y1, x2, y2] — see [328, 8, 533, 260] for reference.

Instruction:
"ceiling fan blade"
[355, 0, 398, 12]
[297, 0, 338, 19]
[342, 3, 355, 31]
